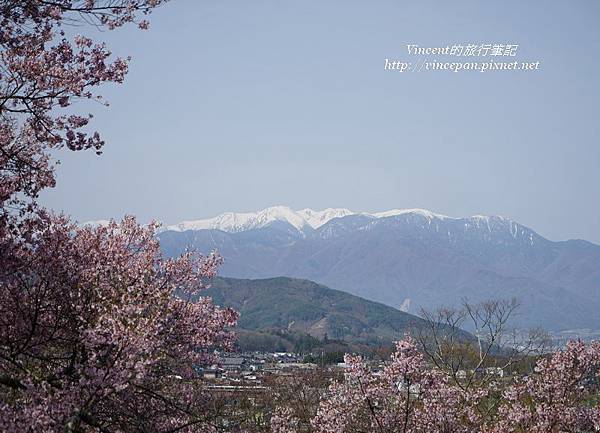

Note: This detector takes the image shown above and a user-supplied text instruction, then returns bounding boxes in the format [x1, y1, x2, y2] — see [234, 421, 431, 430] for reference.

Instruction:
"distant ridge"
[162, 205, 517, 234]
[165, 206, 351, 232]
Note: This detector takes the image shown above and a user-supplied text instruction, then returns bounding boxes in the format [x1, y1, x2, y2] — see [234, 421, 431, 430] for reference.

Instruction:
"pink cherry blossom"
[0, 216, 238, 432]
[293, 338, 600, 433]
[0, 3, 244, 432]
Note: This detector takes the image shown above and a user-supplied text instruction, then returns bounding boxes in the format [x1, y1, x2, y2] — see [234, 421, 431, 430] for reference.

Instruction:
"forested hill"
[203, 276, 464, 352]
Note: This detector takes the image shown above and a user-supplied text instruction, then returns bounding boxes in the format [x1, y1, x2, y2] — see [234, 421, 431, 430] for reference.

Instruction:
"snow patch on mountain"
[372, 208, 451, 220]
[298, 208, 354, 228]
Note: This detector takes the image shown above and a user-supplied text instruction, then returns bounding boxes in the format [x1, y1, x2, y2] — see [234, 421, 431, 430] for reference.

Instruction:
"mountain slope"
[204, 276, 434, 344]
[158, 207, 600, 331]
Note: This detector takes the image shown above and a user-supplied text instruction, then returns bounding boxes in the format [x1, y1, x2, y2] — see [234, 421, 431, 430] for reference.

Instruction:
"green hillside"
[202, 276, 454, 352]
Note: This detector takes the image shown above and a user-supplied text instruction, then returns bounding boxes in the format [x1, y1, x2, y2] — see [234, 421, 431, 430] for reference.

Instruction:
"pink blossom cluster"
[0, 3, 248, 432]
[272, 338, 600, 433]
[306, 338, 485, 433]
[0, 216, 238, 432]
[493, 340, 600, 433]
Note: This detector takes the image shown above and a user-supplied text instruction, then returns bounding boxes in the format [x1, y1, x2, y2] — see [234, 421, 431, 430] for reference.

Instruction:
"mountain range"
[153, 206, 600, 331]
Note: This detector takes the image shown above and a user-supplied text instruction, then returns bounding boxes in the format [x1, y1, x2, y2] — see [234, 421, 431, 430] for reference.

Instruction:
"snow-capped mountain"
[165, 206, 353, 233]
[157, 207, 600, 331]
[83, 206, 528, 242]
[78, 207, 600, 332]
[164, 206, 523, 236]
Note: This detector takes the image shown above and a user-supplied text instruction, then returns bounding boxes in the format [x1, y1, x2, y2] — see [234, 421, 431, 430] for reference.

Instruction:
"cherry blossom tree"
[292, 338, 486, 433]
[1, 2, 242, 432]
[492, 340, 600, 433]
[273, 338, 600, 433]
[0, 217, 238, 432]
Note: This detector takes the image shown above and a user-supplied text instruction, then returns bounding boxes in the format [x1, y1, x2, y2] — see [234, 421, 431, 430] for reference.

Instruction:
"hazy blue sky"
[41, 0, 600, 243]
